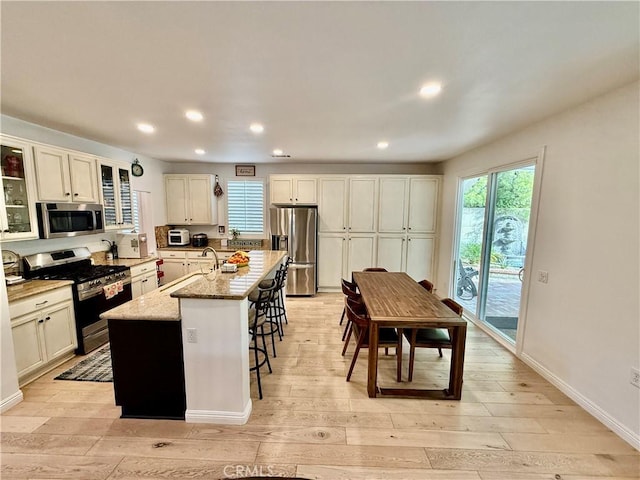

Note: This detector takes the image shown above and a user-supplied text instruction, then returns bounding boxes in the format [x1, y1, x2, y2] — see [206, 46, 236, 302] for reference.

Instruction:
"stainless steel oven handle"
[77, 277, 132, 301]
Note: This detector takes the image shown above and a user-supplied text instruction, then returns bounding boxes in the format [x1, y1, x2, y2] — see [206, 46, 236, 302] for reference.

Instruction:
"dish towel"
[104, 280, 124, 300]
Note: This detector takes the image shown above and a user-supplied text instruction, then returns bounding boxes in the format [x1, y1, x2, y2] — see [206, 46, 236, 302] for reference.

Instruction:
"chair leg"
[259, 325, 272, 373]
[341, 323, 353, 356]
[341, 317, 351, 341]
[346, 334, 366, 382]
[438, 347, 443, 358]
[252, 333, 263, 400]
[339, 306, 346, 325]
[384, 347, 389, 356]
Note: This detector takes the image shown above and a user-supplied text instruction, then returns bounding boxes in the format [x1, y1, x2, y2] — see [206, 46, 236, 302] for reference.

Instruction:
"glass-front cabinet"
[0, 136, 39, 241]
[99, 159, 133, 230]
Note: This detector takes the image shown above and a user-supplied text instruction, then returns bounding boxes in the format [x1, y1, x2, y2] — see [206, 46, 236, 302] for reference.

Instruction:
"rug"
[54, 346, 113, 382]
[485, 316, 518, 330]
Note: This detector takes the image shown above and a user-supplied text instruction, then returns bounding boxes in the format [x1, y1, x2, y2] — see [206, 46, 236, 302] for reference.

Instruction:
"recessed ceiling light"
[419, 82, 442, 98]
[272, 149, 283, 156]
[185, 110, 204, 122]
[195, 149, 205, 155]
[377, 141, 389, 150]
[137, 123, 155, 133]
[249, 123, 264, 134]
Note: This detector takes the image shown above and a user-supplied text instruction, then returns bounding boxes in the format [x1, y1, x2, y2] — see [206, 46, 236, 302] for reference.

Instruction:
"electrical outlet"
[186, 328, 198, 344]
[537, 270, 549, 283]
[631, 368, 640, 388]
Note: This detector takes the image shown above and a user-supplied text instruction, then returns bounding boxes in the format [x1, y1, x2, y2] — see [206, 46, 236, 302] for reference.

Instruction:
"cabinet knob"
[289, 198, 292, 201]
[408, 227, 411, 230]
[74, 193, 79, 196]
[65, 192, 71, 196]
[45, 316, 51, 321]
[2, 229, 9, 233]
[38, 319, 44, 324]
[295, 198, 298, 201]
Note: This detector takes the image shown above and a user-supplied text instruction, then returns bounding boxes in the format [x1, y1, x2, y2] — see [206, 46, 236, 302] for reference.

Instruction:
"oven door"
[74, 282, 132, 354]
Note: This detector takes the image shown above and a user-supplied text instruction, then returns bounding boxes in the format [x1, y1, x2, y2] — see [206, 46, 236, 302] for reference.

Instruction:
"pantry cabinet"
[378, 176, 440, 234]
[375, 233, 436, 281]
[0, 136, 39, 241]
[317, 177, 347, 232]
[33, 145, 99, 203]
[317, 232, 376, 289]
[9, 285, 76, 386]
[165, 174, 218, 225]
[99, 159, 133, 230]
[270, 176, 317, 205]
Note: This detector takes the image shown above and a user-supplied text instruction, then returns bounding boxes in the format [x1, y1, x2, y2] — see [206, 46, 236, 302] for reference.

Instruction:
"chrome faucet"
[201, 246, 220, 270]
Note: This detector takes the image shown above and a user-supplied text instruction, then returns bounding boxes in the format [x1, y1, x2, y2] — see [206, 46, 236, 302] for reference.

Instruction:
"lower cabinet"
[9, 286, 76, 385]
[318, 234, 376, 290]
[376, 234, 436, 282]
[158, 250, 224, 284]
[130, 260, 158, 298]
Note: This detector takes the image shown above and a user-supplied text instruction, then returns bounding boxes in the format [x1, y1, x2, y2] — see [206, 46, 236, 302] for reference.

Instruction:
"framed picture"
[235, 165, 255, 176]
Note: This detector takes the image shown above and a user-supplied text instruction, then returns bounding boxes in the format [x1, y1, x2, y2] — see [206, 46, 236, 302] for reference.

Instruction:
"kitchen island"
[101, 250, 286, 424]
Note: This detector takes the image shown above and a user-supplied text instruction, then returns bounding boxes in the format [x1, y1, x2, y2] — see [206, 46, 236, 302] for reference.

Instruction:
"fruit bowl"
[235, 261, 249, 267]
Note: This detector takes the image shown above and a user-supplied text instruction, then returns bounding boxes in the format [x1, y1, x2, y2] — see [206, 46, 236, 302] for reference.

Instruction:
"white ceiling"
[1, 2, 638, 164]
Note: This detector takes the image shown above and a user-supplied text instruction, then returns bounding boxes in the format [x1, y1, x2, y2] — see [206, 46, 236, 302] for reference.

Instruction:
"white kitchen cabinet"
[376, 234, 406, 272]
[318, 233, 346, 289]
[317, 177, 347, 232]
[158, 249, 219, 284]
[165, 174, 218, 225]
[130, 260, 158, 298]
[317, 232, 376, 290]
[33, 145, 99, 203]
[99, 159, 133, 230]
[407, 177, 439, 233]
[348, 177, 378, 232]
[346, 234, 377, 274]
[0, 136, 39, 241]
[405, 235, 436, 281]
[378, 176, 440, 234]
[269, 176, 317, 205]
[378, 177, 409, 233]
[9, 286, 76, 385]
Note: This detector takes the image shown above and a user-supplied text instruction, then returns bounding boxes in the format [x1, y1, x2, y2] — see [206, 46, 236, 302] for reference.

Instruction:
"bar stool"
[249, 283, 277, 399]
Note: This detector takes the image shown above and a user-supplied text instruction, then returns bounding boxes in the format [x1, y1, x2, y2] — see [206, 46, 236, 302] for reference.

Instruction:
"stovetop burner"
[35, 264, 129, 283]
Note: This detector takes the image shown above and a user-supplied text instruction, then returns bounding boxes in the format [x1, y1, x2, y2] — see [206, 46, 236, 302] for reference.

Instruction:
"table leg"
[368, 322, 379, 398]
[447, 324, 467, 399]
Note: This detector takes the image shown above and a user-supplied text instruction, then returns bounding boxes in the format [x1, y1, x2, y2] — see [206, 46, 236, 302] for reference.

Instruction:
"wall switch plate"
[537, 270, 549, 283]
[186, 328, 198, 343]
[631, 368, 640, 388]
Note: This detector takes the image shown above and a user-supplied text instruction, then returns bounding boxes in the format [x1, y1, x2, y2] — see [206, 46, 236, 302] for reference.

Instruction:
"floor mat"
[54, 346, 113, 382]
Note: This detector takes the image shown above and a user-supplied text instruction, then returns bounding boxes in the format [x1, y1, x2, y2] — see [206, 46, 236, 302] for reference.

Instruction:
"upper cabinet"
[99, 159, 133, 230]
[270, 176, 317, 205]
[33, 145, 99, 203]
[0, 136, 39, 241]
[378, 176, 440, 234]
[164, 174, 218, 225]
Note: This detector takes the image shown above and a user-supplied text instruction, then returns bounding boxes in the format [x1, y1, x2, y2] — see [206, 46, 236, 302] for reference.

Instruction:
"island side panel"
[180, 297, 251, 424]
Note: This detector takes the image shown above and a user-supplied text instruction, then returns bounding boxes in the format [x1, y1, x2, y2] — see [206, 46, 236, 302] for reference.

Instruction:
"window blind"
[227, 181, 264, 233]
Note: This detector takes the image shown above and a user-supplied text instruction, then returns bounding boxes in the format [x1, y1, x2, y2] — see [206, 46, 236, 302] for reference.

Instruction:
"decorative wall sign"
[235, 165, 255, 176]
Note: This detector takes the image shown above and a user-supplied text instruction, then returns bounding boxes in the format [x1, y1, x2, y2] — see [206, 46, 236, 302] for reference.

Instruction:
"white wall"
[0, 265, 21, 412]
[438, 81, 640, 446]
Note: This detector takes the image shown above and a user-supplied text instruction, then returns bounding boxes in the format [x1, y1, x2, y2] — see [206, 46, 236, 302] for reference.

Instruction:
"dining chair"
[403, 297, 463, 382]
[418, 279, 434, 293]
[344, 297, 401, 382]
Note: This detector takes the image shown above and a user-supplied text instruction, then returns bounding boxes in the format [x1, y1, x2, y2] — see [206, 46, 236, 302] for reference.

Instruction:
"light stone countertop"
[170, 250, 286, 300]
[7, 279, 74, 303]
[101, 250, 285, 320]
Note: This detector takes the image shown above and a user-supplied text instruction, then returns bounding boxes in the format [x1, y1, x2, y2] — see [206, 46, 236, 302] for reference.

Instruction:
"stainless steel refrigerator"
[270, 206, 317, 296]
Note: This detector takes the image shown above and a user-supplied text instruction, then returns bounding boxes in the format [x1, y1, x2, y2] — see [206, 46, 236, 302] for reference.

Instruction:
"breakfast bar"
[101, 250, 286, 425]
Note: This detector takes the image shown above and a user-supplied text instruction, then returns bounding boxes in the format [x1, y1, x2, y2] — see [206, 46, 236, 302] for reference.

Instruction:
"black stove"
[23, 247, 132, 354]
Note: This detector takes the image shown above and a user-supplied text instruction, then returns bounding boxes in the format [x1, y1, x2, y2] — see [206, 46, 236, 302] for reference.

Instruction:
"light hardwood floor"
[1, 293, 638, 479]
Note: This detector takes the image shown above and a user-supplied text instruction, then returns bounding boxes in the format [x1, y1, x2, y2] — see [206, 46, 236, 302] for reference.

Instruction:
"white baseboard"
[521, 352, 640, 451]
[1, 389, 23, 413]
[185, 400, 252, 425]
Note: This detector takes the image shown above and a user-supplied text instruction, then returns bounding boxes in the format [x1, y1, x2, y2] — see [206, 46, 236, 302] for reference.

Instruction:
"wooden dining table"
[352, 271, 467, 399]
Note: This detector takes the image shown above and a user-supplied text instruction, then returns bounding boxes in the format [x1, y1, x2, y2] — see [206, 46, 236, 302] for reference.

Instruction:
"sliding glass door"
[454, 164, 536, 344]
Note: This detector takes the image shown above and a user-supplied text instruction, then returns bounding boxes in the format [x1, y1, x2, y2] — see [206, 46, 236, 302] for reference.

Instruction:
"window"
[227, 180, 265, 234]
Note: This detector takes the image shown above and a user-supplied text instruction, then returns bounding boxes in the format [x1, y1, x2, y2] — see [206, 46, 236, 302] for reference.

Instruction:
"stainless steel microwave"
[36, 203, 105, 239]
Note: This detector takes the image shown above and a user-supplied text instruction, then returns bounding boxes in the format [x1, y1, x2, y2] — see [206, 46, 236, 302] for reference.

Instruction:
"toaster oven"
[168, 229, 190, 246]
